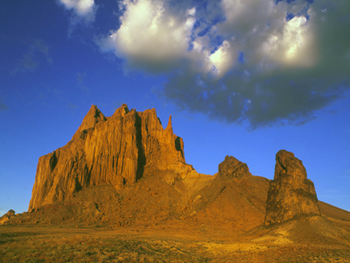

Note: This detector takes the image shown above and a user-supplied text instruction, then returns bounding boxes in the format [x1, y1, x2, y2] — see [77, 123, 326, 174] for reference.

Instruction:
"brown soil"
[1, 219, 350, 263]
[2, 159, 350, 263]
[2, 170, 350, 262]
[2, 198, 350, 262]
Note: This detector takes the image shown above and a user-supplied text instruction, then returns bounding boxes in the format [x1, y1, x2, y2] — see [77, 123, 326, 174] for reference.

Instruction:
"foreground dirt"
[2, 173, 350, 262]
[2, 187, 350, 262]
[1, 221, 350, 263]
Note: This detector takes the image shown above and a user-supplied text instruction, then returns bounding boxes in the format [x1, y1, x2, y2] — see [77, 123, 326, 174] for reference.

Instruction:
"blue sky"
[1, 0, 350, 215]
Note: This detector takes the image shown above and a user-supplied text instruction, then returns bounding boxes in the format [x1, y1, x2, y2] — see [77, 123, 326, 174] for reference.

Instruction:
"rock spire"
[264, 150, 320, 225]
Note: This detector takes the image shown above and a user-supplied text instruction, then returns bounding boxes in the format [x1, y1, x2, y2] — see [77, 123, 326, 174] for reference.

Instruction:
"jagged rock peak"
[73, 105, 106, 139]
[265, 150, 320, 225]
[165, 115, 173, 133]
[84, 104, 106, 125]
[112, 103, 130, 117]
[218, 155, 252, 178]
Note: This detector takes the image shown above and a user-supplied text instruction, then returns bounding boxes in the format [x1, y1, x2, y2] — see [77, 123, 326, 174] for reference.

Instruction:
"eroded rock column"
[264, 150, 320, 225]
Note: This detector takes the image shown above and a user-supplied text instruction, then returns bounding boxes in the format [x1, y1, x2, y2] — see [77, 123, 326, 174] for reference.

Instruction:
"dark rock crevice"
[135, 113, 146, 182]
[49, 151, 58, 172]
[175, 137, 184, 158]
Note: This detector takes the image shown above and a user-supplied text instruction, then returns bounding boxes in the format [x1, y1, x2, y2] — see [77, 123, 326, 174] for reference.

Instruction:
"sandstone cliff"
[27, 105, 325, 233]
[23, 153, 270, 233]
[29, 104, 193, 211]
[264, 150, 320, 225]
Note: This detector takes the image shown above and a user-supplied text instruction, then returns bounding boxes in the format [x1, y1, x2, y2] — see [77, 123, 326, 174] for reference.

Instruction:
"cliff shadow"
[135, 114, 146, 181]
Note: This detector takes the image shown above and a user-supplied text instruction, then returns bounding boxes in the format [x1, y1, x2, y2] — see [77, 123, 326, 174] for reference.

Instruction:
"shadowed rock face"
[264, 150, 320, 225]
[218, 156, 252, 178]
[29, 104, 194, 211]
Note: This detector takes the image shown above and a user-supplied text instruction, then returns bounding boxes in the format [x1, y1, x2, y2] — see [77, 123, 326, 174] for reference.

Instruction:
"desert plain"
[1, 202, 350, 263]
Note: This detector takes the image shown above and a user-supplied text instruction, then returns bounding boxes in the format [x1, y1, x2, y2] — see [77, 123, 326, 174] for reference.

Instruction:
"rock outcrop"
[27, 105, 324, 232]
[264, 150, 320, 225]
[191, 155, 270, 232]
[218, 155, 252, 178]
[29, 104, 194, 211]
[0, 209, 15, 225]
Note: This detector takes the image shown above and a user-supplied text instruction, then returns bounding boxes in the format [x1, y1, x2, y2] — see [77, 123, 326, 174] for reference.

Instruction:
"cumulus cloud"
[96, 0, 350, 128]
[96, 0, 197, 72]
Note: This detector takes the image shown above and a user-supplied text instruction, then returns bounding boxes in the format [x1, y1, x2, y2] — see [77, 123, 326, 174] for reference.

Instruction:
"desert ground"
[1, 205, 350, 263]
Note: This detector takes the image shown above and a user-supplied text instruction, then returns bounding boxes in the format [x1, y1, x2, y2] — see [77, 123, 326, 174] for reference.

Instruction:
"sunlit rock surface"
[218, 155, 252, 178]
[265, 150, 320, 225]
[29, 104, 193, 210]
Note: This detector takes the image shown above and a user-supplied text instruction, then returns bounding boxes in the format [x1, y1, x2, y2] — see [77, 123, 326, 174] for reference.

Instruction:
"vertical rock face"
[29, 104, 192, 211]
[264, 150, 320, 225]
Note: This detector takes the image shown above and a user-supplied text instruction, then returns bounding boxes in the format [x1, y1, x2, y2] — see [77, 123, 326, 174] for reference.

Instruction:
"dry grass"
[1, 225, 350, 263]
[0, 226, 209, 263]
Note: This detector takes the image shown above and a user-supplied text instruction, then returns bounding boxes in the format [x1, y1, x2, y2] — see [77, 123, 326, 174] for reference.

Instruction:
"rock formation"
[218, 155, 252, 178]
[29, 104, 194, 211]
[191, 155, 270, 232]
[0, 209, 15, 225]
[26, 104, 324, 233]
[264, 150, 320, 225]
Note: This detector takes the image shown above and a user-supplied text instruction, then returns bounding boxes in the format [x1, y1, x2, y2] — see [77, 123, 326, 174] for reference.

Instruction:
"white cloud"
[58, 0, 96, 22]
[188, 7, 196, 16]
[60, 0, 95, 16]
[209, 40, 234, 78]
[95, 0, 350, 128]
[96, 0, 197, 72]
[260, 16, 315, 68]
[97, 0, 318, 76]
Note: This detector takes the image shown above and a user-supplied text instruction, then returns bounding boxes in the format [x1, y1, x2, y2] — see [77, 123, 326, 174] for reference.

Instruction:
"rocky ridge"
[4, 104, 325, 229]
